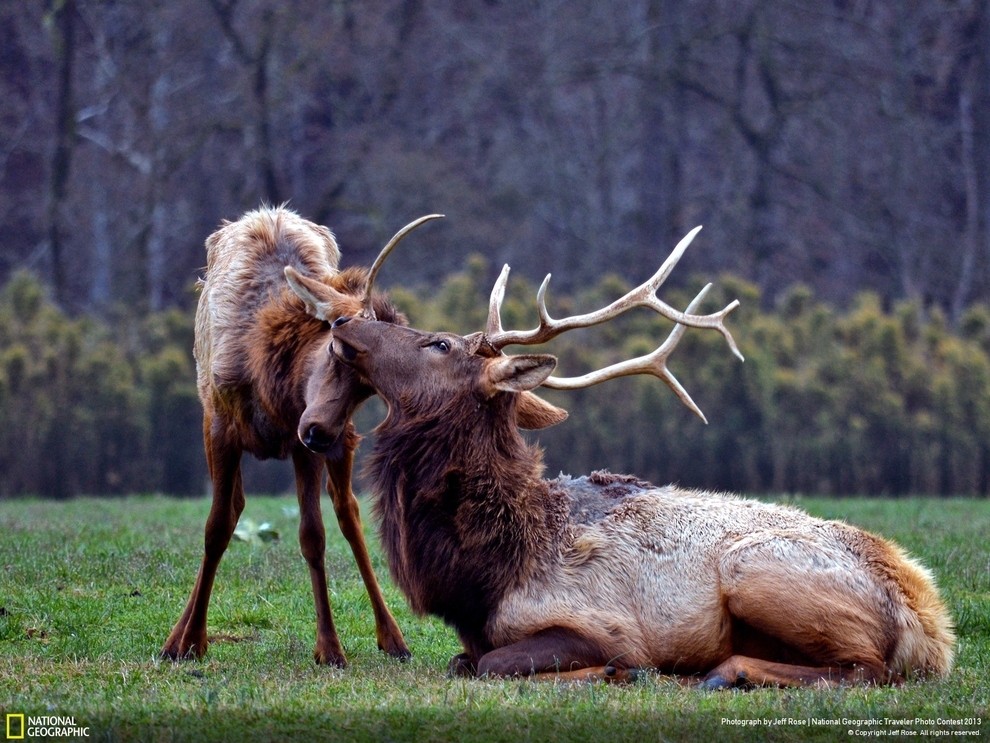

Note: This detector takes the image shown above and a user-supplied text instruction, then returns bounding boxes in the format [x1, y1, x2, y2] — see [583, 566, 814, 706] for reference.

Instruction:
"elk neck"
[366, 386, 568, 651]
[249, 289, 327, 402]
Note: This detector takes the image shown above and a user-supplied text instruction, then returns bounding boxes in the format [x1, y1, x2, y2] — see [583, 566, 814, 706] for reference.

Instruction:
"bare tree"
[2, 0, 989, 319]
[952, 0, 990, 321]
[207, 0, 282, 204]
[45, 0, 78, 307]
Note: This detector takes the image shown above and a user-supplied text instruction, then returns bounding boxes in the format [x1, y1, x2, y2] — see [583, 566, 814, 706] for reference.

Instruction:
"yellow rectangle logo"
[6, 714, 25, 740]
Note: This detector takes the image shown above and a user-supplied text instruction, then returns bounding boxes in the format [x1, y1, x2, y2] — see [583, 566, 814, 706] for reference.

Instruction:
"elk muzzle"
[297, 329, 375, 459]
[297, 404, 350, 458]
[299, 420, 337, 454]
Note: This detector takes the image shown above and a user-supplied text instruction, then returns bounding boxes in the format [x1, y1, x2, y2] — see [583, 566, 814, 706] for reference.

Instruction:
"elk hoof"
[380, 641, 412, 662]
[160, 648, 204, 662]
[447, 653, 478, 677]
[699, 669, 748, 690]
[699, 674, 733, 690]
[605, 666, 642, 683]
[160, 637, 207, 661]
[313, 644, 348, 668]
[314, 653, 347, 668]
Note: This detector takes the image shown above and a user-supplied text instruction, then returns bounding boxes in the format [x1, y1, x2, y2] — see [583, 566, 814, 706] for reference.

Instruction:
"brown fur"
[331, 317, 955, 687]
[161, 206, 409, 666]
[368, 370, 564, 661]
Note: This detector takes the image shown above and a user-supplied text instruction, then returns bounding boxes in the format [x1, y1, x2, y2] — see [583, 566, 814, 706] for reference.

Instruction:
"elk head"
[284, 215, 442, 456]
[329, 225, 743, 428]
[329, 317, 561, 430]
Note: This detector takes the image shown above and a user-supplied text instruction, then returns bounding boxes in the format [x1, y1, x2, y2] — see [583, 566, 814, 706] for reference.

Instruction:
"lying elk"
[304, 226, 955, 687]
[161, 205, 440, 666]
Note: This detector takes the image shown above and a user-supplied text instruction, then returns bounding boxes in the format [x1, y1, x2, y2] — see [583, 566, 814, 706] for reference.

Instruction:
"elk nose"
[331, 316, 351, 328]
[302, 423, 334, 454]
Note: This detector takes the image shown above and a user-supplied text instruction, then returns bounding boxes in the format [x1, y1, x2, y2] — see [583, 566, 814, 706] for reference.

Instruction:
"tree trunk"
[953, 79, 979, 323]
[638, 0, 683, 258]
[46, 0, 77, 307]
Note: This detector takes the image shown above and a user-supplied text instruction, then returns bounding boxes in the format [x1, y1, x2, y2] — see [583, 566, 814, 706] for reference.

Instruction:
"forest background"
[1, 0, 989, 498]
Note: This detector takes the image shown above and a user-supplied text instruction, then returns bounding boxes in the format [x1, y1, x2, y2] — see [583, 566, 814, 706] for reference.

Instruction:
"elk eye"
[429, 339, 451, 353]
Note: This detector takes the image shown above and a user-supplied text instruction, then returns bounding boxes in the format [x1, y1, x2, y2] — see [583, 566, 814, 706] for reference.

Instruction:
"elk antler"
[483, 226, 744, 422]
[543, 283, 719, 422]
[361, 214, 445, 318]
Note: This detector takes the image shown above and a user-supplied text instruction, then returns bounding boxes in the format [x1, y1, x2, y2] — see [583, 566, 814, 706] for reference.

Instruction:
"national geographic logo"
[4, 715, 22, 740]
[5, 714, 90, 739]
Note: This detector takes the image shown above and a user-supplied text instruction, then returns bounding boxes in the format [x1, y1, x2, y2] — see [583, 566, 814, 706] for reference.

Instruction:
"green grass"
[0, 494, 987, 742]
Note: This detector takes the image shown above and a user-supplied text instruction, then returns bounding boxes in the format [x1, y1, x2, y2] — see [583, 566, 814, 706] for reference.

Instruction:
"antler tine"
[361, 213, 444, 318]
[484, 266, 555, 341]
[542, 284, 717, 422]
[485, 264, 512, 337]
[485, 226, 744, 361]
[646, 225, 703, 293]
[613, 225, 743, 361]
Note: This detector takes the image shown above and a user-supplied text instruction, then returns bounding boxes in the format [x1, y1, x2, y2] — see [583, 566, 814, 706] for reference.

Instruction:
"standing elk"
[161, 206, 440, 666]
[305, 226, 956, 687]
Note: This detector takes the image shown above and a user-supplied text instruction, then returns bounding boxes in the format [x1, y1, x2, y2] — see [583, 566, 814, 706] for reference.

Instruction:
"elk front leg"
[324, 427, 410, 659]
[293, 447, 347, 666]
[162, 421, 244, 660]
[450, 650, 633, 683]
[475, 626, 614, 679]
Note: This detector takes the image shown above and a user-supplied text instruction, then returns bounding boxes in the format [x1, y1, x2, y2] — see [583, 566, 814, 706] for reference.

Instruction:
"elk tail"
[884, 540, 956, 679]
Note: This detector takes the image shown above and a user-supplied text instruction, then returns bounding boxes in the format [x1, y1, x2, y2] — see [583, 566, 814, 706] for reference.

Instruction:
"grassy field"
[0, 494, 987, 742]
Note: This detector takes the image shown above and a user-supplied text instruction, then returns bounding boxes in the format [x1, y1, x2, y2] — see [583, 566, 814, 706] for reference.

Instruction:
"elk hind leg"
[701, 655, 887, 689]
[706, 537, 892, 688]
[325, 431, 410, 659]
[162, 422, 244, 660]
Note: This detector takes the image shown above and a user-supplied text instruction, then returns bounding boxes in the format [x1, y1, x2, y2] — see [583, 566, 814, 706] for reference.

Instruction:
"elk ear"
[484, 354, 557, 396]
[284, 266, 350, 322]
[516, 391, 568, 429]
